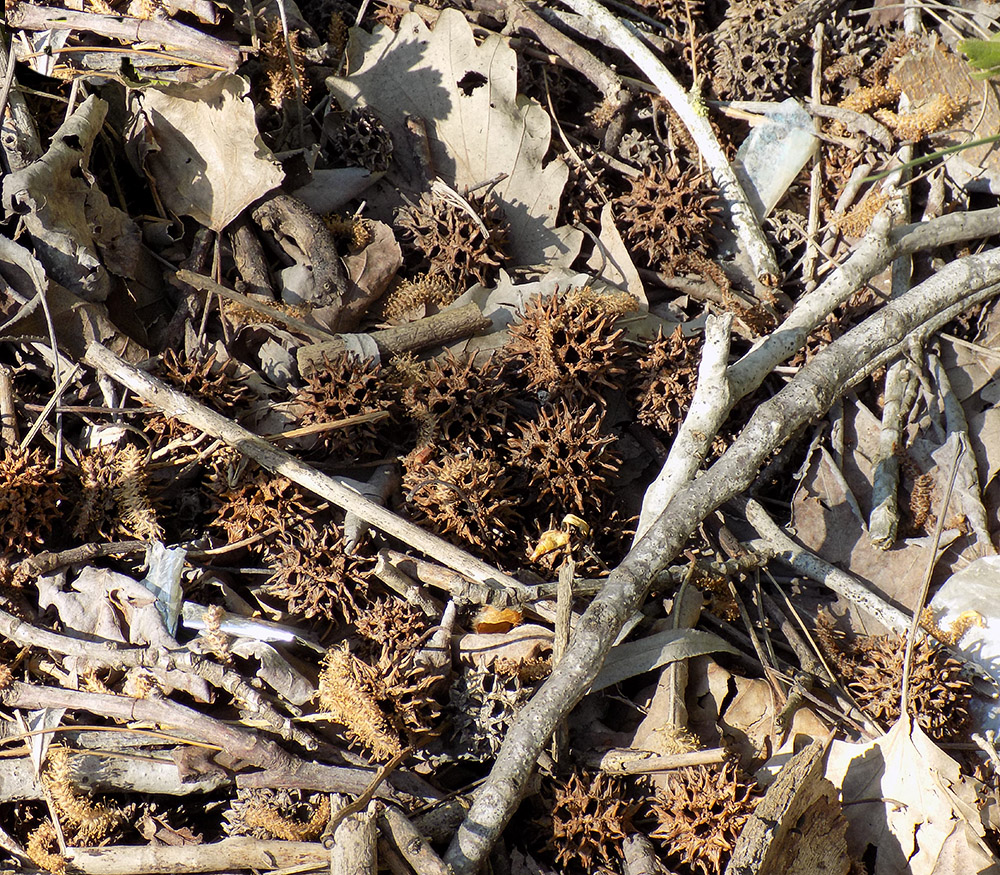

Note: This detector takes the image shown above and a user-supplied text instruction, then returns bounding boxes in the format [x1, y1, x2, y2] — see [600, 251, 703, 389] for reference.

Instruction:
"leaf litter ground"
[3, 0, 1000, 874]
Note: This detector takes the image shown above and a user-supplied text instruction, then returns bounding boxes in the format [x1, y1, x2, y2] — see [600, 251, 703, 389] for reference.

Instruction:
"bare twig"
[0, 366, 18, 447]
[556, 0, 781, 285]
[635, 313, 732, 541]
[473, 0, 626, 107]
[325, 748, 411, 839]
[8, 3, 240, 69]
[0, 751, 229, 802]
[445, 248, 1000, 873]
[926, 352, 996, 554]
[803, 24, 824, 289]
[0, 36, 43, 172]
[176, 269, 336, 343]
[741, 499, 911, 636]
[374, 551, 444, 617]
[869, 356, 917, 547]
[2, 681, 297, 774]
[82, 342, 531, 601]
[0, 602, 314, 748]
[593, 747, 726, 775]
[14, 541, 147, 581]
[63, 839, 328, 875]
[379, 805, 451, 875]
[329, 797, 378, 875]
[296, 302, 492, 375]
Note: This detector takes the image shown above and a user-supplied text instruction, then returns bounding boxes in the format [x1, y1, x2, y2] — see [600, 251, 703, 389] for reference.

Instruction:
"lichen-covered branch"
[444, 247, 1000, 873]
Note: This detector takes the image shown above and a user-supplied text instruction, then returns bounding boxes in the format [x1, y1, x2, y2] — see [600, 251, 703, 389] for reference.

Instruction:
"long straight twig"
[741, 499, 911, 635]
[82, 343, 531, 601]
[444, 248, 1000, 873]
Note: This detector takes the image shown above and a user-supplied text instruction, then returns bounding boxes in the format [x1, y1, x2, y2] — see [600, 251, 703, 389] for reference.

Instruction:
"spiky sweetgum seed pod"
[327, 106, 394, 173]
[541, 770, 633, 873]
[615, 162, 721, 269]
[0, 446, 63, 553]
[402, 448, 517, 555]
[846, 635, 973, 741]
[293, 353, 403, 461]
[404, 352, 512, 449]
[501, 293, 631, 398]
[632, 325, 701, 436]
[265, 524, 373, 622]
[206, 468, 316, 547]
[508, 398, 620, 517]
[649, 762, 760, 875]
[396, 191, 510, 290]
[160, 348, 253, 416]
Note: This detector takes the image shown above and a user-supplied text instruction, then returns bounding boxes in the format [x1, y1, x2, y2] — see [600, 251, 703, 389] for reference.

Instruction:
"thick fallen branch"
[0, 752, 229, 803]
[444, 247, 1000, 872]
[8, 3, 240, 70]
[728, 206, 1000, 399]
[81, 343, 530, 601]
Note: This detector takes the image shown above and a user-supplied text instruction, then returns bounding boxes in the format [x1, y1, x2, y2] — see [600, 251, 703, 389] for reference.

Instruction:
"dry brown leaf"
[126, 74, 284, 231]
[457, 623, 553, 668]
[327, 10, 582, 268]
[825, 715, 999, 874]
[340, 218, 402, 328]
[584, 203, 646, 306]
[2, 95, 141, 303]
[892, 43, 1000, 192]
[687, 659, 827, 768]
[791, 403, 965, 632]
[473, 605, 524, 634]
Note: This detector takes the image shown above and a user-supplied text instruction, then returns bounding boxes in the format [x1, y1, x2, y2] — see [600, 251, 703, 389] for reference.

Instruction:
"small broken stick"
[296, 302, 492, 376]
